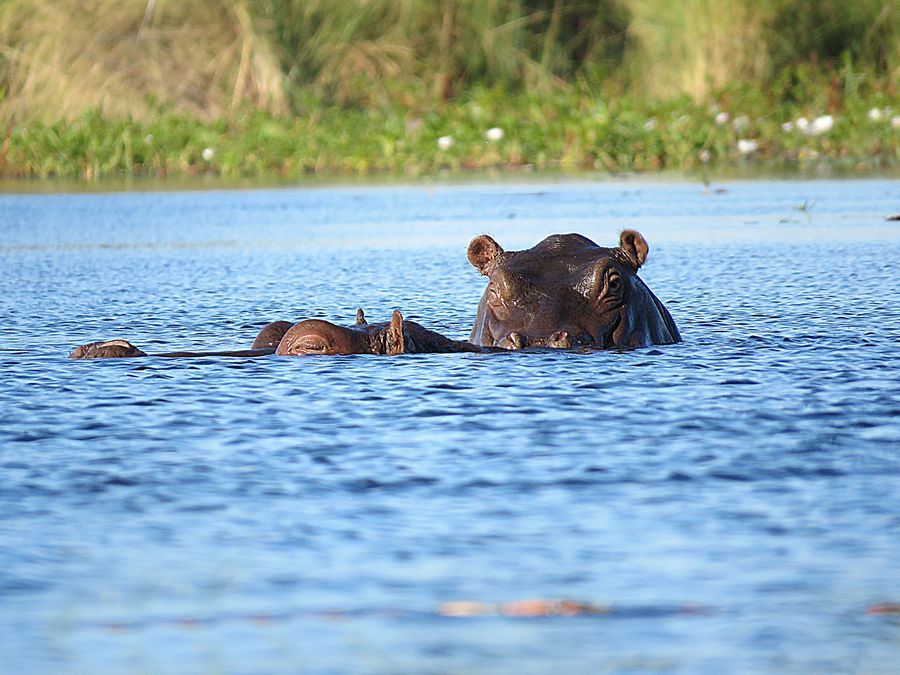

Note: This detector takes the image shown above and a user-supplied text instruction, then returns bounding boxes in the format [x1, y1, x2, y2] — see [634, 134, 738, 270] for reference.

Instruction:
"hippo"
[69, 309, 480, 359]
[274, 309, 479, 356]
[69, 231, 681, 359]
[467, 230, 680, 349]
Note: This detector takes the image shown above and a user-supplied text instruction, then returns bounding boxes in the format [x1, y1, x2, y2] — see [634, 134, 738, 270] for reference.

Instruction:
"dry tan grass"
[0, 0, 893, 121]
[0, 0, 286, 122]
[266, 0, 562, 104]
[621, 0, 773, 101]
[620, 0, 898, 101]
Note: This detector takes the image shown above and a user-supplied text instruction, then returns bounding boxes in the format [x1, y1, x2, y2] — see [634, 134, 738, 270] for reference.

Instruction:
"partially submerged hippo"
[69, 309, 479, 359]
[467, 230, 680, 349]
[70, 231, 680, 359]
[274, 309, 478, 356]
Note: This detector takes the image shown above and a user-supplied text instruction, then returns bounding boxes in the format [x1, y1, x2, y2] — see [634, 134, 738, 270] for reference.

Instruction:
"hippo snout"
[497, 331, 586, 350]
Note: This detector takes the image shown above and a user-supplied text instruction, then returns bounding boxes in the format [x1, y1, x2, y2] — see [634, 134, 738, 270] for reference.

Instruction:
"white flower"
[736, 139, 759, 155]
[643, 118, 657, 131]
[437, 135, 454, 150]
[714, 111, 730, 126]
[891, 116, 900, 130]
[144, 134, 154, 145]
[484, 127, 504, 142]
[202, 147, 215, 161]
[868, 108, 882, 121]
[781, 121, 794, 132]
[808, 115, 834, 136]
[698, 149, 711, 162]
[732, 115, 749, 131]
[796, 117, 809, 132]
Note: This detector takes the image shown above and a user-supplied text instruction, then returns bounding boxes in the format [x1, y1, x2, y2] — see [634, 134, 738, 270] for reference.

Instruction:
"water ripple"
[1, 180, 899, 673]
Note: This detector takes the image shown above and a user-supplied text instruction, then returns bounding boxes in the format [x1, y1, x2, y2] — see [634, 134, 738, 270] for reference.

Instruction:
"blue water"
[1, 178, 899, 673]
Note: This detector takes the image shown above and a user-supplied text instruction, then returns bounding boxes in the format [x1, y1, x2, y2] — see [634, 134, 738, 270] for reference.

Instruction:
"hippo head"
[275, 309, 476, 356]
[69, 339, 148, 359]
[467, 231, 680, 349]
[275, 309, 402, 356]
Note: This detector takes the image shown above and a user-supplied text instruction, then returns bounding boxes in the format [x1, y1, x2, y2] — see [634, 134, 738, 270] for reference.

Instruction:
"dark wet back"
[1, 179, 899, 673]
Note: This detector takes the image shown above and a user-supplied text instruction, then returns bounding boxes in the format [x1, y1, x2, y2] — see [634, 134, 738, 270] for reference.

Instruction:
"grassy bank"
[0, 1, 897, 180]
[3, 83, 897, 181]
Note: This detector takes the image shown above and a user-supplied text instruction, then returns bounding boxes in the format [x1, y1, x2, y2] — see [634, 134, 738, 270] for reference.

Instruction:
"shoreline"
[2, 91, 897, 186]
[1, 162, 898, 196]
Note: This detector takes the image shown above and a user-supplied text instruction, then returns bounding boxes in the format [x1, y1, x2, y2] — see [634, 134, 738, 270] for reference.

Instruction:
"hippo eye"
[590, 267, 624, 306]
[298, 336, 329, 352]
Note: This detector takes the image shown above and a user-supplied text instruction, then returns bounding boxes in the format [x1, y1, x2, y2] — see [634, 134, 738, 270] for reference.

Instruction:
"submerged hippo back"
[468, 231, 680, 349]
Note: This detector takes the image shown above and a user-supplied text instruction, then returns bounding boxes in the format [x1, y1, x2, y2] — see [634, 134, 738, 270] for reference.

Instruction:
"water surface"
[1, 179, 899, 673]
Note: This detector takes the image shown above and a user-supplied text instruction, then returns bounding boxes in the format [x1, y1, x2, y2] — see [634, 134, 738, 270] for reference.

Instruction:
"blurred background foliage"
[0, 0, 896, 122]
[0, 0, 896, 178]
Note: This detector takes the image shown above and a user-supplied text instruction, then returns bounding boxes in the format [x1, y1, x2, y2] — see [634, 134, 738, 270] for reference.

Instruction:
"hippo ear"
[386, 309, 406, 355]
[618, 230, 649, 270]
[356, 308, 367, 325]
[251, 320, 293, 350]
[467, 235, 503, 275]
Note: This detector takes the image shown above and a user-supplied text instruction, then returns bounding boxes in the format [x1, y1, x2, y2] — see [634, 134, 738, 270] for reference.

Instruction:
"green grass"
[0, 0, 896, 181]
[3, 78, 897, 181]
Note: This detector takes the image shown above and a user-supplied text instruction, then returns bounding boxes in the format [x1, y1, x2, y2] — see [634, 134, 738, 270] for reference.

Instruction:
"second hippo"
[70, 309, 480, 359]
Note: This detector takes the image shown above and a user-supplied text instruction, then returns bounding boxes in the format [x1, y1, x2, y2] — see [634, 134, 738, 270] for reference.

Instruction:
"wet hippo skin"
[275, 309, 479, 355]
[467, 230, 681, 349]
[69, 309, 479, 359]
[70, 232, 680, 358]
[250, 320, 294, 350]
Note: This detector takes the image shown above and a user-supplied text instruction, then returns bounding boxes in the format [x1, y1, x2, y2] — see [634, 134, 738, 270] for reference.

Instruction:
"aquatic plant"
[3, 81, 896, 181]
[0, 0, 896, 179]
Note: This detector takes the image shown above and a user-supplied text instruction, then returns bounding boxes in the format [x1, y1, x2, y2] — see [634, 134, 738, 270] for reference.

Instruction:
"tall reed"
[620, 0, 773, 101]
[0, 0, 894, 122]
[0, 0, 286, 122]
[619, 0, 897, 100]
[768, 0, 898, 88]
[255, 0, 627, 104]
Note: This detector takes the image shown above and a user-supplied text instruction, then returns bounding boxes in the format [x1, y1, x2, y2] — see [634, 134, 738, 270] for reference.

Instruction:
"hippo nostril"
[548, 331, 573, 349]
[498, 332, 525, 350]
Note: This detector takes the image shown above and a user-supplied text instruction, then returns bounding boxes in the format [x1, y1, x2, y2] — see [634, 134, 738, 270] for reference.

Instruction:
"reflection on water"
[1, 179, 899, 673]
